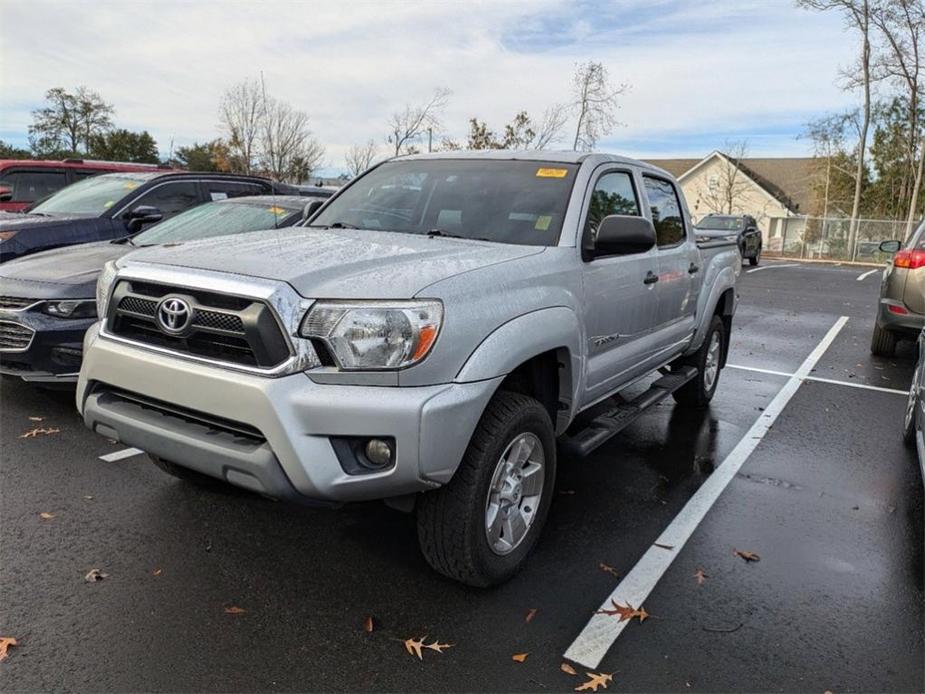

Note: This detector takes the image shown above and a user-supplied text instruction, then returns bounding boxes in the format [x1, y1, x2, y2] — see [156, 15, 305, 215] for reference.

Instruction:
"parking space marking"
[99, 447, 143, 462]
[746, 263, 801, 274]
[856, 268, 880, 281]
[563, 316, 849, 669]
[728, 364, 907, 395]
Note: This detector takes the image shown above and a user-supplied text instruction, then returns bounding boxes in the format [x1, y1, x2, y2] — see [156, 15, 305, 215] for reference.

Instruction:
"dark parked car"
[294, 184, 338, 199]
[0, 194, 317, 383]
[0, 159, 169, 212]
[0, 171, 286, 264]
[872, 221, 925, 356]
[695, 214, 762, 266]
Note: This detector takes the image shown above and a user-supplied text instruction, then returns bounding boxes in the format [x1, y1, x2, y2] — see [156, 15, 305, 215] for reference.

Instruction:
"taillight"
[894, 249, 925, 269]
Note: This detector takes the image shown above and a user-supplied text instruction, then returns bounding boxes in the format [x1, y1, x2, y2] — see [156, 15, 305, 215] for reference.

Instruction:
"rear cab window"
[204, 181, 271, 201]
[642, 175, 686, 247]
[0, 168, 68, 202]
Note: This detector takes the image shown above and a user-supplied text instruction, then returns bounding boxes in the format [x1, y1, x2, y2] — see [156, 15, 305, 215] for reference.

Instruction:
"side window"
[642, 176, 686, 247]
[0, 170, 67, 202]
[585, 171, 640, 236]
[203, 181, 268, 201]
[133, 181, 201, 217]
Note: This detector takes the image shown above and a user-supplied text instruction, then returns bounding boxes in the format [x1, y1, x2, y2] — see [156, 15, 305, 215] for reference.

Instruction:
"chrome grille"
[0, 321, 35, 351]
[0, 296, 36, 310]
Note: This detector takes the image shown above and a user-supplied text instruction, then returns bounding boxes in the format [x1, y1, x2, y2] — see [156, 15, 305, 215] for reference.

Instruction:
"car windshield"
[696, 216, 743, 231]
[133, 200, 300, 245]
[309, 159, 579, 246]
[30, 174, 151, 216]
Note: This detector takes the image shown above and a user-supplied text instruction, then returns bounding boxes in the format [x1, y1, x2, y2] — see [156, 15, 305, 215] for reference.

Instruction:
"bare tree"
[697, 141, 752, 215]
[534, 104, 570, 150]
[872, 0, 925, 237]
[571, 61, 628, 151]
[219, 78, 264, 174]
[260, 95, 325, 182]
[387, 87, 451, 156]
[345, 140, 379, 177]
[804, 111, 860, 217]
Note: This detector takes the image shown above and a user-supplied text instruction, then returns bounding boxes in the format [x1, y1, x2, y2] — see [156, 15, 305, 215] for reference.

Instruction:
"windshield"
[31, 174, 150, 216]
[696, 216, 744, 231]
[133, 200, 300, 245]
[309, 160, 579, 246]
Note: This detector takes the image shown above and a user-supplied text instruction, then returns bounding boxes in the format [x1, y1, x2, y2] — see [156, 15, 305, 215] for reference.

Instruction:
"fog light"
[365, 439, 393, 467]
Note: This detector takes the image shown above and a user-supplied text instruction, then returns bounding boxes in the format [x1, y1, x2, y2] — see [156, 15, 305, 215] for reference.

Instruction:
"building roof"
[645, 155, 819, 214]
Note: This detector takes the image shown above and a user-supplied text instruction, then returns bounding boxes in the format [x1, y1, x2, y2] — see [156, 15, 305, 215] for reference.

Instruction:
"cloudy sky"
[1, 0, 860, 175]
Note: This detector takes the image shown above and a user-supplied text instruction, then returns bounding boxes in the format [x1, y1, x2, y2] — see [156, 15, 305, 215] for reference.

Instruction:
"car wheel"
[749, 245, 761, 267]
[148, 454, 222, 486]
[870, 322, 898, 357]
[903, 365, 920, 446]
[673, 315, 726, 408]
[416, 390, 556, 587]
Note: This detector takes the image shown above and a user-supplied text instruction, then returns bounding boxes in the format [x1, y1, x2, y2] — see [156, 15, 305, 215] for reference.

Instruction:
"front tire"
[749, 245, 761, 267]
[903, 366, 920, 447]
[416, 391, 556, 587]
[870, 322, 897, 357]
[673, 315, 726, 408]
[148, 454, 221, 487]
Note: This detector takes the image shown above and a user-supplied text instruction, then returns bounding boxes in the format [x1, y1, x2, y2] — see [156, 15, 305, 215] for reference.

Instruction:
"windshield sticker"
[536, 168, 568, 178]
[267, 206, 287, 215]
[123, 182, 140, 190]
[103, 200, 114, 208]
[535, 215, 552, 231]
[210, 192, 228, 201]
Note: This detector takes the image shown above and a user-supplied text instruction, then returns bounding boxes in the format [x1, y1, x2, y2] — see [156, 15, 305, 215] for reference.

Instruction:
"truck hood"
[0, 241, 129, 299]
[119, 228, 546, 298]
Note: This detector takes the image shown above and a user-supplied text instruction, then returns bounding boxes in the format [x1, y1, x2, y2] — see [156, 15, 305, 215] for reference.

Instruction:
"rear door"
[642, 175, 701, 350]
[580, 167, 662, 405]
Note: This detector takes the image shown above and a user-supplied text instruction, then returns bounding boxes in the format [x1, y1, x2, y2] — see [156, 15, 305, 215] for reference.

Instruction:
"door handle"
[688, 263, 700, 274]
[644, 271, 659, 285]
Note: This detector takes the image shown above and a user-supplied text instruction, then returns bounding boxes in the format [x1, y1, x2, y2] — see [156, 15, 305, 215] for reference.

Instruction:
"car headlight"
[299, 300, 443, 370]
[96, 260, 119, 318]
[41, 299, 97, 319]
[0, 230, 18, 242]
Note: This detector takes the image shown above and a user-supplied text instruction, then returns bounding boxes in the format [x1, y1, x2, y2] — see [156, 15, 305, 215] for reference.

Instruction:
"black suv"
[0, 171, 289, 263]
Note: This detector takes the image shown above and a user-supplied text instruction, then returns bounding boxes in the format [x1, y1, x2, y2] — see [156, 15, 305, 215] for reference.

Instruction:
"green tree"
[29, 86, 114, 156]
[174, 140, 229, 171]
[0, 140, 31, 159]
[88, 129, 159, 163]
[466, 118, 500, 149]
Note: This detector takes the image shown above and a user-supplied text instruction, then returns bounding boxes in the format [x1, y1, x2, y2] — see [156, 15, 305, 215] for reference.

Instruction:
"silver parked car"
[904, 328, 924, 476]
[872, 221, 925, 356]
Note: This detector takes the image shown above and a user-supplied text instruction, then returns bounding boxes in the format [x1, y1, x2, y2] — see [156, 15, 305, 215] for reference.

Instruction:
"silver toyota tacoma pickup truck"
[77, 151, 740, 586]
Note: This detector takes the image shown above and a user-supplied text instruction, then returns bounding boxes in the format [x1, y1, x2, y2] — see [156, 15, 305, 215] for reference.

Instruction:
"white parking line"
[856, 268, 880, 281]
[563, 316, 849, 669]
[746, 263, 801, 274]
[728, 363, 907, 395]
[99, 447, 143, 462]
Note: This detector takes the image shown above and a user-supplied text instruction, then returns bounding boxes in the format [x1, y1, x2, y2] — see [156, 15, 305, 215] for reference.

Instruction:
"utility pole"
[428, 127, 433, 153]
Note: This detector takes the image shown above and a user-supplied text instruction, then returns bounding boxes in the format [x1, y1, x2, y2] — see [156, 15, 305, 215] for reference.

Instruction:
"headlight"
[300, 300, 443, 370]
[0, 230, 18, 242]
[96, 260, 119, 318]
[41, 299, 97, 319]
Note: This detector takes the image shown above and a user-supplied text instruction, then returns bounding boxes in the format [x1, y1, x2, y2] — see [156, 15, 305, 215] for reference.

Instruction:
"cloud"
[0, 0, 860, 172]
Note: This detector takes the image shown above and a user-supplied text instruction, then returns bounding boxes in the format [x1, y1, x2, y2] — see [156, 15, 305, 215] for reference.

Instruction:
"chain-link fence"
[764, 216, 913, 263]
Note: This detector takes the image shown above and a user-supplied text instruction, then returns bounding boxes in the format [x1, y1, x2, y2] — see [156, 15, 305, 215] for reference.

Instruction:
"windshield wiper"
[426, 229, 494, 243]
[328, 221, 358, 229]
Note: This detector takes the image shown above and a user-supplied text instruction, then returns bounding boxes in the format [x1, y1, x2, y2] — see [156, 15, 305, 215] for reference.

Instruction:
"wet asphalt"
[0, 261, 922, 693]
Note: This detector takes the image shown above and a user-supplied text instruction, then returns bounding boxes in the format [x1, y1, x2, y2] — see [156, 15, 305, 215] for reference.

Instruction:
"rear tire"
[148, 454, 221, 487]
[870, 323, 897, 357]
[903, 366, 920, 447]
[416, 391, 556, 587]
[673, 315, 726, 408]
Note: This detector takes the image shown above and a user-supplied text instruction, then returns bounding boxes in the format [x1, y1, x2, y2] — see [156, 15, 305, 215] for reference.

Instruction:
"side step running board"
[559, 366, 698, 457]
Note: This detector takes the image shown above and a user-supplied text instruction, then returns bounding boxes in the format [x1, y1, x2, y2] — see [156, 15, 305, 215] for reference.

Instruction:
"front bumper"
[877, 299, 925, 337]
[77, 329, 501, 504]
[0, 306, 94, 382]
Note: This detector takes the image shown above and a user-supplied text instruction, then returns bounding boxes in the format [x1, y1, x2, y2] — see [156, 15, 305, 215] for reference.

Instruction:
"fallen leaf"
[597, 599, 649, 623]
[598, 563, 621, 578]
[525, 608, 538, 623]
[575, 672, 613, 692]
[561, 662, 578, 675]
[654, 543, 674, 550]
[734, 549, 761, 562]
[0, 637, 17, 662]
[224, 606, 246, 614]
[694, 568, 708, 585]
[83, 495, 94, 501]
[84, 568, 109, 582]
[19, 427, 61, 439]
[512, 653, 529, 663]
[39, 512, 55, 520]
[404, 636, 427, 660]
[28, 416, 44, 422]
[152, 568, 162, 576]
[363, 615, 374, 633]
[424, 640, 453, 654]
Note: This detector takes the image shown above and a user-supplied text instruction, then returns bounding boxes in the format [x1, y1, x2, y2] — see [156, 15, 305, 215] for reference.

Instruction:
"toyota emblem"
[156, 296, 193, 334]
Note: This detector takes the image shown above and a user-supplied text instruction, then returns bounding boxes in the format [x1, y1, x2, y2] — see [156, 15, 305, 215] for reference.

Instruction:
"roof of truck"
[393, 150, 676, 178]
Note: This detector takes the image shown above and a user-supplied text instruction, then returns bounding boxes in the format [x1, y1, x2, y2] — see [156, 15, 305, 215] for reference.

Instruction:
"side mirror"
[124, 205, 164, 230]
[301, 199, 324, 222]
[879, 239, 902, 254]
[0, 186, 12, 202]
[585, 215, 657, 260]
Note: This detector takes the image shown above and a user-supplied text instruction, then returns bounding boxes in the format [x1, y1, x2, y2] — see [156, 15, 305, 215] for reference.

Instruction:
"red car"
[0, 159, 168, 212]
